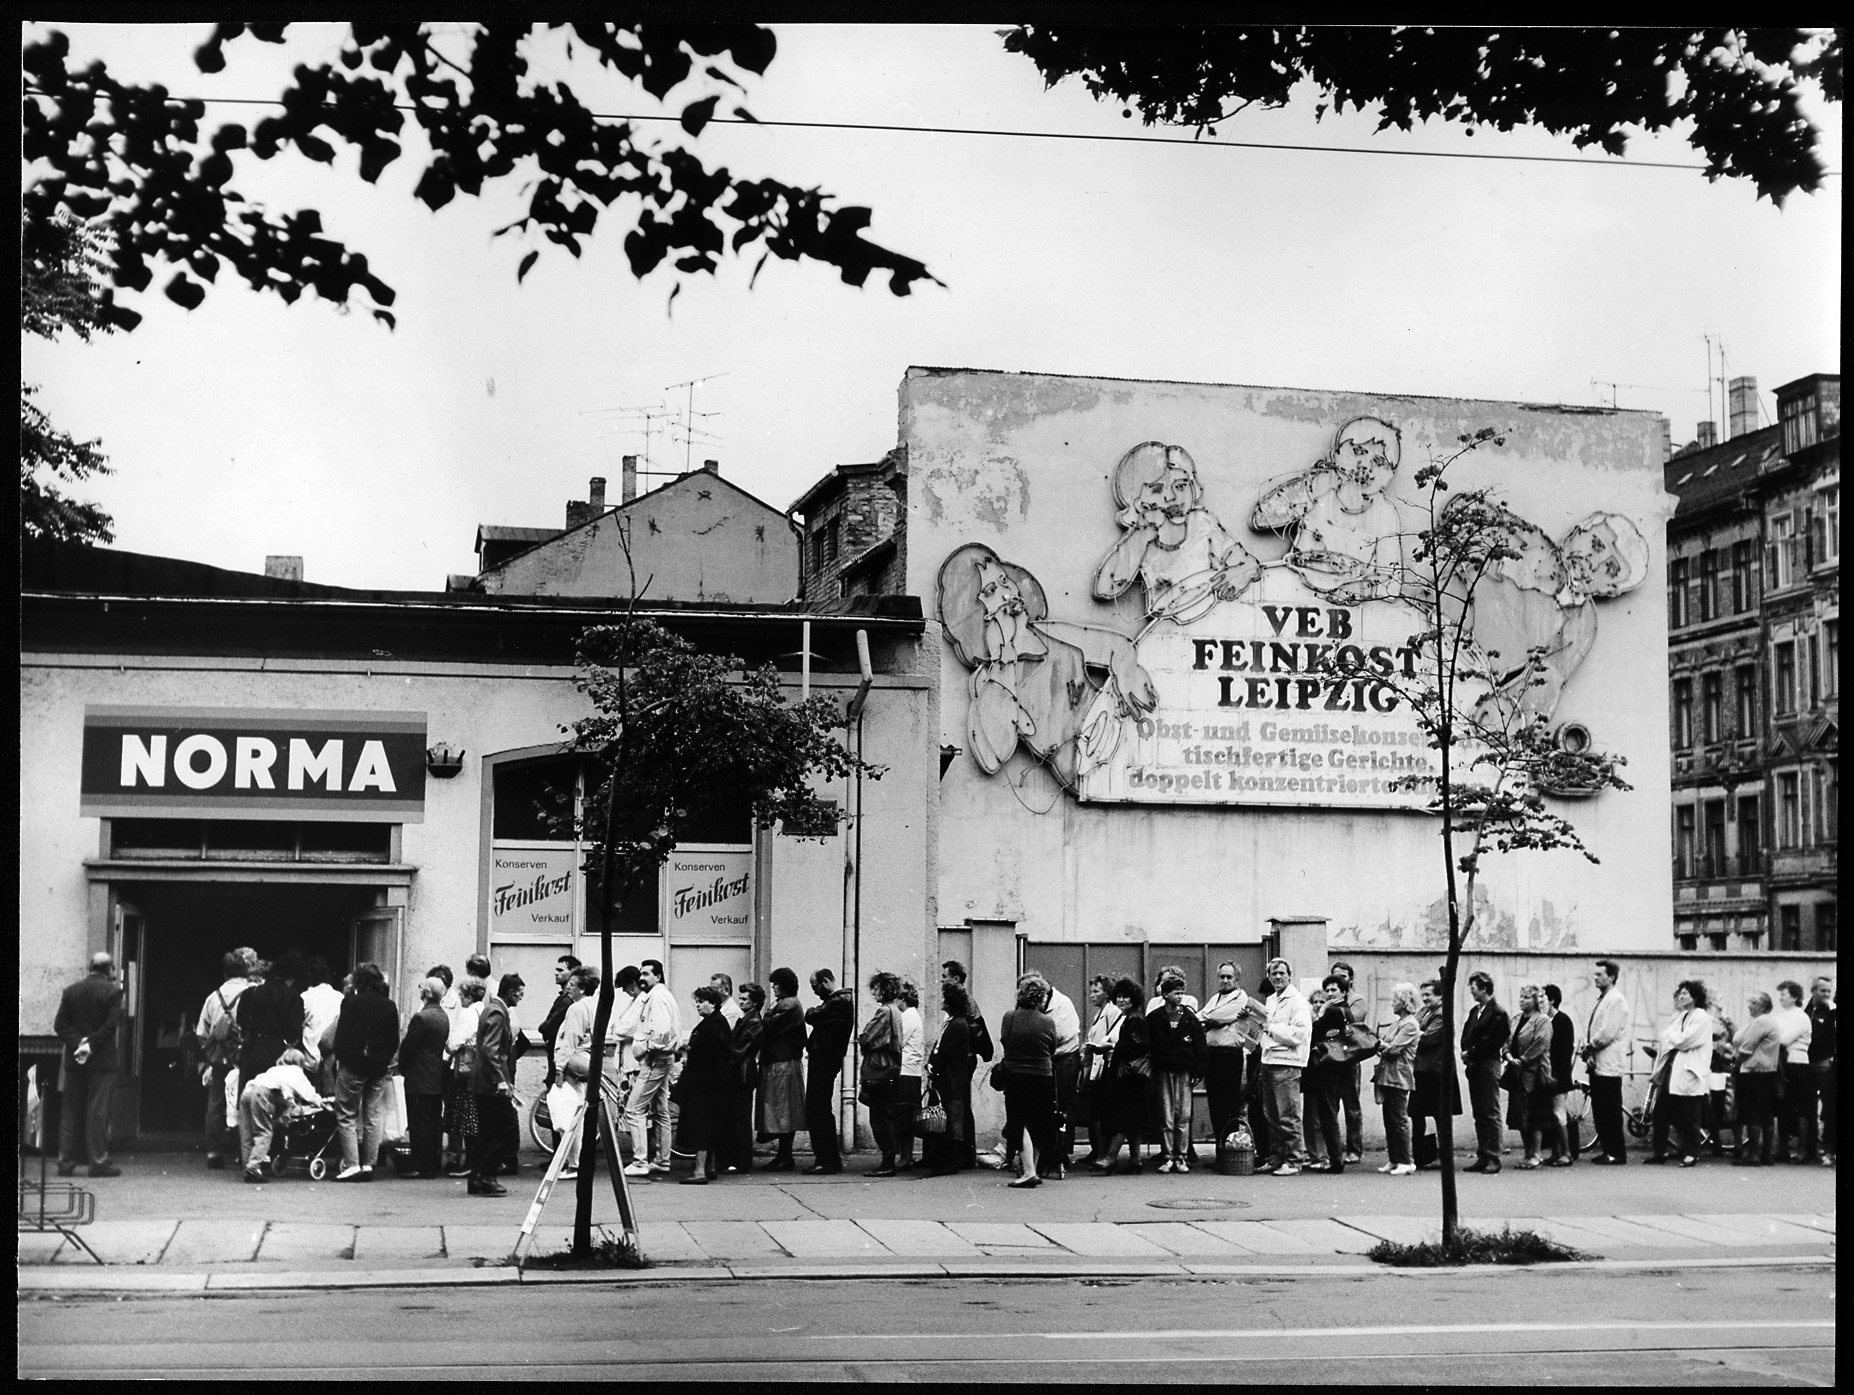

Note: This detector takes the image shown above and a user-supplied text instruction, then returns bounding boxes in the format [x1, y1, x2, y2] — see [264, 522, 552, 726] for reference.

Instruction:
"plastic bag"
[377, 1076, 409, 1145]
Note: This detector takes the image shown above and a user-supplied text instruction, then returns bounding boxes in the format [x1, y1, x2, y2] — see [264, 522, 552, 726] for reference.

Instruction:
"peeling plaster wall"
[902, 368, 1678, 953]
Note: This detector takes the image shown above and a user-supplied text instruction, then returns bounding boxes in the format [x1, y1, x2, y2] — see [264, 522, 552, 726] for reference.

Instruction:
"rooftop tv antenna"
[664, 373, 730, 474]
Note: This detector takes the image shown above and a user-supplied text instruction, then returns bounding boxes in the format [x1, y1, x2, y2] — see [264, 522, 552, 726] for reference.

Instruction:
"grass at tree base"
[1367, 1225, 1593, 1267]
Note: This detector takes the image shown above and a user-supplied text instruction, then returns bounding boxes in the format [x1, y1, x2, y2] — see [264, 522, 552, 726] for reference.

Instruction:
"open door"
[110, 892, 145, 1143]
[350, 907, 406, 1014]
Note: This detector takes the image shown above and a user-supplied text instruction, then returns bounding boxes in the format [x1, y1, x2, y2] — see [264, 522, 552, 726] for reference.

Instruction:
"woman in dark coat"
[677, 986, 734, 1184]
[727, 984, 766, 1173]
[397, 976, 451, 1178]
[1091, 977, 1154, 1175]
[997, 976, 1058, 1188]
[924, 983, 977, 1176]
[757, 968, 807, 1171]
[1411, 977, 1462, 1169]
[1305, 976, 1350, 1174]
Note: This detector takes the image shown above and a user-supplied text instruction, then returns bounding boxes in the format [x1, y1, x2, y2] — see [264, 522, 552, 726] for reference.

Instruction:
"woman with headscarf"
[923, 982, 977, 1176]
[677, 985, 734, 1185]
[1373, 982, 1420, 1175]
[1410, 979, 1461, 1170]
[756, 968, 806, 1172]
[1504, 985, 1555, 1169]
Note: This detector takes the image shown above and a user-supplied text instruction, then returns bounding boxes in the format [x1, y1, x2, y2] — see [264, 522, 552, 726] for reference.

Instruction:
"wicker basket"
[1217, 1131, 1255, 1176]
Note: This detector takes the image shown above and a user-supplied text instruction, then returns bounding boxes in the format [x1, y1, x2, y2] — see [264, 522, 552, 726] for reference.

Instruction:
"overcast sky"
[23, 24, 1842, 590]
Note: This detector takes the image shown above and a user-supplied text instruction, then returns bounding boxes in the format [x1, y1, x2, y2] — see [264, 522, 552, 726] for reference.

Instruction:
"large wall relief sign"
[937, 415, 1648, 812]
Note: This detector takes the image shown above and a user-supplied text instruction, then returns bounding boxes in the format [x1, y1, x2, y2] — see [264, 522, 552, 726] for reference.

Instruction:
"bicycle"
[1624, 1045, 1672, 1139]
[527, 1070, 630, 1154]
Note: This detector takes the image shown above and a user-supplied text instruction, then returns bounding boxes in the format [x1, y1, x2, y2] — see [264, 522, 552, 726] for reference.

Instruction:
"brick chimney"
[1659, 418, 1673, 463]
[703, 458, 720, 475]
[622, 455, 638, 503]
[1727, 376, 1758, 440]
[1696, 421, 1717, 449]
[589, 476, 606, 511]
[264, 555, 303, 582]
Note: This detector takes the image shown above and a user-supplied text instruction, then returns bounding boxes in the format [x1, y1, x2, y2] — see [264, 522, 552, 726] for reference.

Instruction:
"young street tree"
[561, 566, 880, 1258]
[1342, 429, 1632, 1250]
[22, 22, 938, 331]
[1004, 26, 1841, 203]
[21, 214, 117, 545]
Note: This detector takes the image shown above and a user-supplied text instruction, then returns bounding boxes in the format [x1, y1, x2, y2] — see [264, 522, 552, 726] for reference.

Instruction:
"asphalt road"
[18, 1265, 1835, 1382]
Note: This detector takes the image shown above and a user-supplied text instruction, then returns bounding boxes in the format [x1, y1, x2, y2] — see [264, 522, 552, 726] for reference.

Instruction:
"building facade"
[20, 538, 932, 1144]
[1664, 372, 1838, 952]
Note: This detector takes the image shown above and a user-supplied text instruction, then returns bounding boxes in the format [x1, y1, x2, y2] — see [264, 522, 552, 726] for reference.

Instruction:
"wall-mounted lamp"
[426, 742, 467, 779]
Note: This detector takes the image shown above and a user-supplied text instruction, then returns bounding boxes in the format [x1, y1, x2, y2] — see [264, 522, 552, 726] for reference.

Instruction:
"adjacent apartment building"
[1664, 373, 1839, 952]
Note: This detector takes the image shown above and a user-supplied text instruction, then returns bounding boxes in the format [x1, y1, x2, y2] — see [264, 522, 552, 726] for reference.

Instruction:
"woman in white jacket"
[1649, 979, 1713, 1168]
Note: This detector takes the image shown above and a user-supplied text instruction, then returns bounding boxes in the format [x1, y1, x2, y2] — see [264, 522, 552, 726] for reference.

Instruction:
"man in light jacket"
[622, 960, 681, 1177]
[195, 946, 256, 1170]
[1256, 958, 1312, 1176]
[1582, 958, 1632, 1165]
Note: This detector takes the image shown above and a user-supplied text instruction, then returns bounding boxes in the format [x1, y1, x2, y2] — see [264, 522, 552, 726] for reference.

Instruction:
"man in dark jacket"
[234, 960, 307, 1087]
[940, 960, 994, 1167]
[332, 961, 400, 1182]
[536, 954, 581, 1089]
[1460, 971, 1512, 1173]
[469, 973, 525, 1195]
[53, 952, 125, 1177]
[398, 977, 451, 1177]
[803, 969, 855, 1174]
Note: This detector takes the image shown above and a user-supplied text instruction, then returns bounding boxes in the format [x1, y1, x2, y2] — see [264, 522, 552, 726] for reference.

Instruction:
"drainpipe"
[840, 630, 873, 1155]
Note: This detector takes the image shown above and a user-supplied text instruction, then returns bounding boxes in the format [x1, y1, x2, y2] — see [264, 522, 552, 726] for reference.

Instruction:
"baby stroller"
[269, 1099, 340, 1180]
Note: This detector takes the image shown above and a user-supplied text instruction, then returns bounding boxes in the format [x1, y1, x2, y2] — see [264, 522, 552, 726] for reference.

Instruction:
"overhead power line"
[27, 86, 1837, 177]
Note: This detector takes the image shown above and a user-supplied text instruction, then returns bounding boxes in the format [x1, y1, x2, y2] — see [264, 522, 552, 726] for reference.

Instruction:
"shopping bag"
[378, 1076, 409, 1145]
[224, 1067, 241, 1118]
[546, 1081, 585, 1134]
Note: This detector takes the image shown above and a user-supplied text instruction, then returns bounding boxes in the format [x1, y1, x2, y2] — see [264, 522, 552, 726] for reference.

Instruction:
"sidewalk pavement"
[18, 1145, 1835, 1290]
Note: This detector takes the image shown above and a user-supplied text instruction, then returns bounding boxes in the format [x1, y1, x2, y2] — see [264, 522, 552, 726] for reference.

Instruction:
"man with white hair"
[54, 951, 126, 1178]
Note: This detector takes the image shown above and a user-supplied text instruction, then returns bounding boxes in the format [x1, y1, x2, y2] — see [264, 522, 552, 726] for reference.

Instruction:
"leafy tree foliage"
[21, 214, 116, 545]
[562, 604, 880, 1256]
[22, 23, 938, 329]
[1330, 428, 1631, 1248]
[1004, 26, 1841, 202]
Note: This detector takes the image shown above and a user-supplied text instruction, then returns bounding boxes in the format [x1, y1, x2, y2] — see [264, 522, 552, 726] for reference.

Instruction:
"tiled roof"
[1664, 425, 1783, 517]
[475, 525, 561, 544]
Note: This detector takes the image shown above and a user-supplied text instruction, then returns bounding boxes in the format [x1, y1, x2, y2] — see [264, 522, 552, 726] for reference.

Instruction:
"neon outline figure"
[1250, 415, 1405, 604]
[1093, 442, 1264, 626]
[938, 543, 1156, 788]
[1445, 501, 1651, 722]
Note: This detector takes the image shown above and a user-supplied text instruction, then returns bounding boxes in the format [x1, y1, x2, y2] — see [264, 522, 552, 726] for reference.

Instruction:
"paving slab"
[17, 1233, 72, 1265]
[57, 1220, 180, 1265]
[444, 1224, 533, 1263]
[1187, 1220, 1321, 1254]
[1766, 1212, 1835, 1235]
[684, 1221, 787, 1260]
[1685, 1213, 1837, 1246]
[1259, 1217, 1381, 1253]
[350, 1226, 446, 1263]
[1121, 1222, 1264, 1257]
[1336, 1215, 1441, 1246]
[946, 1221, 1058, 1250]
[1026, 1223, 1175, 1258]
[255, 1222, 357, 1263]
[853, 1220, 982, 1257]
[162, 1218, 268, 1264]
[1617, 1213, 1772, 1247]
[1491, 1216, 1620, 1253]
[1546, 1215, 1710, 1248]
[763, 1219, 894, 1259]
[635, 1223, 710, 1265]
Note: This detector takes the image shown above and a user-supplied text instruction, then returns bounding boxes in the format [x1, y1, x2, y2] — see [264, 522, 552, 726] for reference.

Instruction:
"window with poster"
[485, 752, 755, 996]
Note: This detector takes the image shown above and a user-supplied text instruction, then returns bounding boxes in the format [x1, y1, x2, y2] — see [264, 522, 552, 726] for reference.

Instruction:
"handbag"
[1339, 1022, 1380, 1063]
[1118, 1054, 1152, 1081]
[450, 1042, 479, 1083]
[914, 1090, 948, 1135]
[1498, 1060, 1522, 1092]
[1535, 1058, 1557, 1093]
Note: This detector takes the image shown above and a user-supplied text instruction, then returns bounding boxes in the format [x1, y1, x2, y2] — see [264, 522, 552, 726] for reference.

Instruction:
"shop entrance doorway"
[121, 881, 386, 1136]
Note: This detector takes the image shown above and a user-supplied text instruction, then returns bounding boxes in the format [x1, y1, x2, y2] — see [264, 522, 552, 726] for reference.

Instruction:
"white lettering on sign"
[347, 739, 396, 793]
[121, 734, 166, 787]
[173, 734, 228, 790]
[234, 736, 278, 790]
[288, 737, 343, 791]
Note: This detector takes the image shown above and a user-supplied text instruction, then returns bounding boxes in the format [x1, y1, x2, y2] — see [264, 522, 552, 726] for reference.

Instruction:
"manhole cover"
[1146, 1197, 1250, 1211]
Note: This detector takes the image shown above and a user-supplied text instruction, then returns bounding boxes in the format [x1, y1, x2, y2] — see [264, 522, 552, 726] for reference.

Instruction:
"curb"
[16, 1251, 1835, 1295]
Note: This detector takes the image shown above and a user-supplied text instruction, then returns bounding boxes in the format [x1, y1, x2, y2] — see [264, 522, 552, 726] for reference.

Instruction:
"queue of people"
[53, 945, 1821, 1191]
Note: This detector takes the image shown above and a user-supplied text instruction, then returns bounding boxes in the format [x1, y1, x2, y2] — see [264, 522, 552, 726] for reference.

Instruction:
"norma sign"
[81, 706, 427, 821]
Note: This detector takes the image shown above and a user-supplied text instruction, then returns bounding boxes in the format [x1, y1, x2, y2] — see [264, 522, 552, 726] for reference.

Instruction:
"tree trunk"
[572, 772, 626, 1259]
